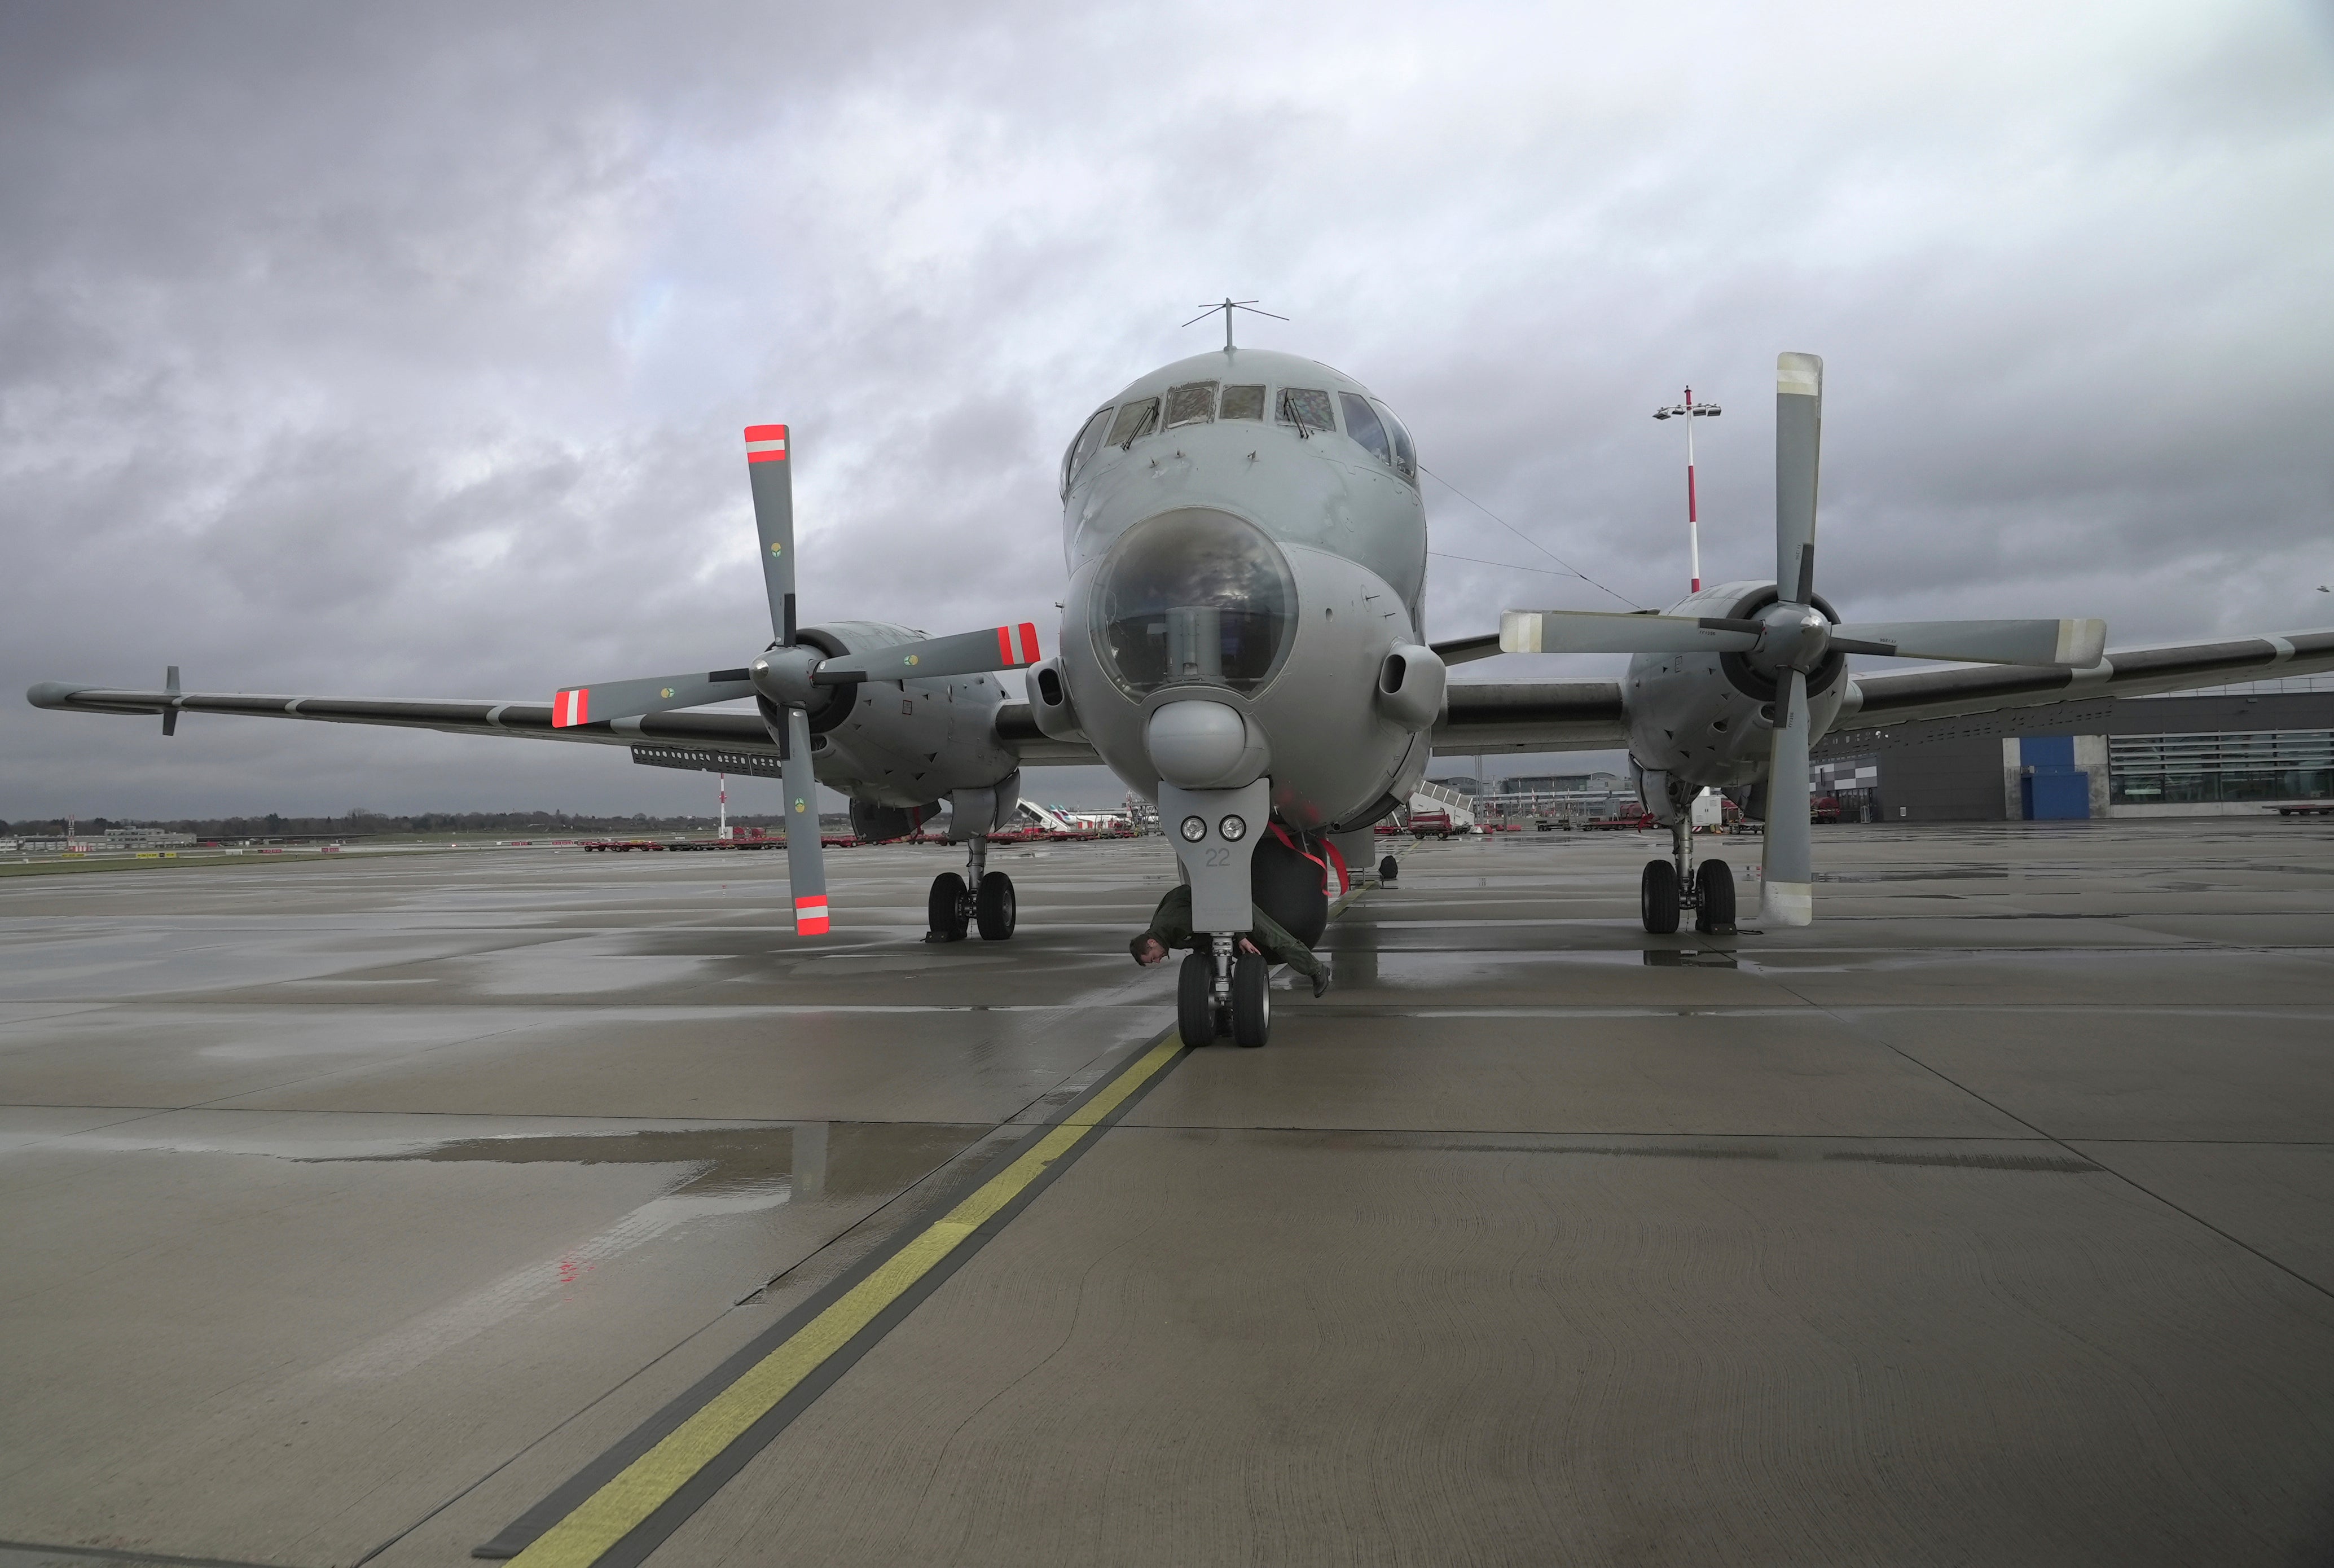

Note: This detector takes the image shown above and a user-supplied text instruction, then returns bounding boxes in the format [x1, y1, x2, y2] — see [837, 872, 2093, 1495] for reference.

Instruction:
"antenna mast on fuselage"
[1181, 297, 1289, 352]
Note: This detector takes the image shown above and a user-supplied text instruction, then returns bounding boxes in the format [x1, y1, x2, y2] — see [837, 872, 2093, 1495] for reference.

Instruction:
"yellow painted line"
[508, 1035, 1187, 1568]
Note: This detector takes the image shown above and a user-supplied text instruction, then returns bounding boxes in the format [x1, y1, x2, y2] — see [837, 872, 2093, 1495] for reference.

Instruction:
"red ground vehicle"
[1406, 809, 1460, 838]
[1811, 796, 1843, 824]
[1584, 810, 1659, 832]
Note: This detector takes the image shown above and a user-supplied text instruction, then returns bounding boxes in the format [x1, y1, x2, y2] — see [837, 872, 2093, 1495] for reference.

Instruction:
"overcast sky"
[5, 0, 2331, 820]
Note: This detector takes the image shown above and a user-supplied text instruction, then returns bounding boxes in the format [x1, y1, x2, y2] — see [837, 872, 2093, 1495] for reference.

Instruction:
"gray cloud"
[5, 0, 2331, 818]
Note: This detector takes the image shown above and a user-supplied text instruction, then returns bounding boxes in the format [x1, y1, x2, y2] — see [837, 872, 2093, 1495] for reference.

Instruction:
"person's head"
[1129, 932, 1167, 965]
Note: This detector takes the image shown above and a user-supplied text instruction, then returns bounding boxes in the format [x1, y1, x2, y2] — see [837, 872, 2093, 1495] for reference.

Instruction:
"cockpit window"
[1106, 398, 1159, 449]
[1093, 508, 1298, 699]
[1339, 393, 1393, 467]
[1165, 382, 1217, 428]
[1276, 387, 1334, 434]
[1061, 406, 1115, 496]
[1377, 402, 1417, 482]
[1220, 384, 1265, 420]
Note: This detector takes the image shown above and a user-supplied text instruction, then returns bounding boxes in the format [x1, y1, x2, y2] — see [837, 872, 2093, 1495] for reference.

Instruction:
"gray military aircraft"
[31, 341, 2334, 1048]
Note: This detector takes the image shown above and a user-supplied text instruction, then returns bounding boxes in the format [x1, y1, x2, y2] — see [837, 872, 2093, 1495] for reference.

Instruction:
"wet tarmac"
[3, 820, 2332, 1566]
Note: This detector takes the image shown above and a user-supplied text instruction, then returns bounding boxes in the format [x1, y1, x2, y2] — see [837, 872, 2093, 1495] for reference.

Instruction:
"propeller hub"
[751, 645, 822, 708]
[1757, 601, 1831, 673]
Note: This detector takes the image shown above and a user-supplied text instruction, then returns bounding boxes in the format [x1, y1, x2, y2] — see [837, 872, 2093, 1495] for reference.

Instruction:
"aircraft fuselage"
[1052, 348, 1435, 832]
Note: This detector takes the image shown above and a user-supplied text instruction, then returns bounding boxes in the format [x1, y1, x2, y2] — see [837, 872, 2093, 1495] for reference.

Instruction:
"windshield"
[1106, 398, 1159, 448]
[1093, 508, 1298, 698]
[1339, 392, 1393, 466]
[1061, 407, 1115, 495]
[1276, 387, 1334, 434]
[1165, 381, 1217, 428]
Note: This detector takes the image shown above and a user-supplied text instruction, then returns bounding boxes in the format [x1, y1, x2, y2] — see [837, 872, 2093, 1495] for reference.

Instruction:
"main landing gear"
[927, 835, 1015, 942]
[1177, 933, 1271, 1048]
[1641, 816, 1736, 935]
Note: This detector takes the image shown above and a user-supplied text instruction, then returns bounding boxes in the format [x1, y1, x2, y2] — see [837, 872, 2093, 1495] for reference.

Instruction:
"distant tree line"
[1, 810, 789, 840]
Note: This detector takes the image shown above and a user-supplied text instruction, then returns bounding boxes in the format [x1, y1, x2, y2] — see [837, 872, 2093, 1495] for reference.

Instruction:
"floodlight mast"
[1652, 389, 1722, 593]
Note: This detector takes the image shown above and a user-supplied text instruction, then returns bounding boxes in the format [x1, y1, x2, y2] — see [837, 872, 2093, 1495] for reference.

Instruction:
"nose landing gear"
[1642, 816, 1735, 935]
[927, 834, 1016, 942]
[1178, 933, 1271, 1048]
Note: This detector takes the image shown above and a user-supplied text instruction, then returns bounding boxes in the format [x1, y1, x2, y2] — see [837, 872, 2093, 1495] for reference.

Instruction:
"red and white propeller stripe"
[996, 622, 1041, 665]
[552, 688, 590, 728]
[793, 893, 829, 935]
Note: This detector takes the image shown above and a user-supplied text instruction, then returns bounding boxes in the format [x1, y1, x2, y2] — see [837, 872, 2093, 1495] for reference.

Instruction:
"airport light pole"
[1654, 390, 1721, 594]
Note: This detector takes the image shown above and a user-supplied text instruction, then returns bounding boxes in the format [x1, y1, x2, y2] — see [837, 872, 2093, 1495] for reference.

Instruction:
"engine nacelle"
[849, 798, 939, 843]
[790, 620, 1023, 810]
[1623, 581, 1849, 793]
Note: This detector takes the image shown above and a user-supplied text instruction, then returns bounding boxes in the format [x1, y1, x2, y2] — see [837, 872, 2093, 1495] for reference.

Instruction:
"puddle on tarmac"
[310, 1120, 989, 1381]
[1642, 949, 1740, 969]
[352, 1121, 988, 1201]
[1813, 867, 2010, 882]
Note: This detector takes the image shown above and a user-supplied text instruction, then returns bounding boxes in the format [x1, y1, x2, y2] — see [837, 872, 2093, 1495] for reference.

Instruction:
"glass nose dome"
[1093, 508, 1298, 698]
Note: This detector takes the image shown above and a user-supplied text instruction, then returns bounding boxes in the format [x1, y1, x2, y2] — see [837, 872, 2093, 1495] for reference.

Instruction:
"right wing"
[28, 683, 1106, 769]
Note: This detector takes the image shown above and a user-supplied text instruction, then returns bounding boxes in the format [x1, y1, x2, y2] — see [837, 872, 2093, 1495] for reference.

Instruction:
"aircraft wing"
[992, 702, 1104, 766]
[1838, 628, 2334, 727]
[28, 682, 1107, 768]
[1432, 680, 1629, 755]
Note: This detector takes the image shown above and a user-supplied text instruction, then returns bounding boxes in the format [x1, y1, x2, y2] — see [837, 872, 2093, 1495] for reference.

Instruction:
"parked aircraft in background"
[33, 337, 2334, 1046]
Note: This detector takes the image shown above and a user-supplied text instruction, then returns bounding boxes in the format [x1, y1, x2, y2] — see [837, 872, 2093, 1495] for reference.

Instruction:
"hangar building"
[1811, 679, 2334, 822]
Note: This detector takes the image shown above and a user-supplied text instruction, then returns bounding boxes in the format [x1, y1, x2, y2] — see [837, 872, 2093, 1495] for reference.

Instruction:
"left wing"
[1432, 679, 1629, 755]
[1415, 627, 2334, 758]
[1839, 628, 2334, 727]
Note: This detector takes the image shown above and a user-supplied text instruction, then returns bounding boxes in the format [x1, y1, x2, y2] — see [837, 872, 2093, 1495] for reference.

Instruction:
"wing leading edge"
[25, 683, 1104, 768]
[1839, 629, 2334, 728]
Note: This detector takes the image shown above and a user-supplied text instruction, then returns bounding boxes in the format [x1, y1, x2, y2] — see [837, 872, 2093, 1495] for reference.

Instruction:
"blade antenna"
[1180, 297, 1288, 352]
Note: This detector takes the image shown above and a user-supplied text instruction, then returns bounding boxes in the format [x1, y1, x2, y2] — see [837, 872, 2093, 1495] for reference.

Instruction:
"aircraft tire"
[927, 872, 968, 942]
[1230, 950, 1271, 1047]
[1694, 859, 1736, 933]
[1378, 855, 1399, 884]
[1640, 859, 1680, 934]
[1177, 952, 1218, 1046]
[975, 871, 1016, 940]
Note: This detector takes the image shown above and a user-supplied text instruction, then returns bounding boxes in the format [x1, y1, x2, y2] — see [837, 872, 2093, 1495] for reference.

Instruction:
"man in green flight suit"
[1128, 884, 1332, 996]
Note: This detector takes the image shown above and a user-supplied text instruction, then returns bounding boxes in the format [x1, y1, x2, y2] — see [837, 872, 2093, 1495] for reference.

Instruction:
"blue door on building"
[2020, 735, 2091, 820]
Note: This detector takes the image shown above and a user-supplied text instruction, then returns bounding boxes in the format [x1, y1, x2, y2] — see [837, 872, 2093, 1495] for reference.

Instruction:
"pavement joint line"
[0, 1540, 295, 1568]
[477, 1029, 1192, 1568]
[1792, 992, 2334, 1305]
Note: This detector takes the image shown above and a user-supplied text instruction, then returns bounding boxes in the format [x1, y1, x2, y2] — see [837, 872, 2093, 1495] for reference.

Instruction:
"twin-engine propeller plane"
[32, 339, 2334, 1048]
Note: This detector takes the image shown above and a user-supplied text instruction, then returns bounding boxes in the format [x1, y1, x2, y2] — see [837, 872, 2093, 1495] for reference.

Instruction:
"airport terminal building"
[1812, 679, 2334, 822]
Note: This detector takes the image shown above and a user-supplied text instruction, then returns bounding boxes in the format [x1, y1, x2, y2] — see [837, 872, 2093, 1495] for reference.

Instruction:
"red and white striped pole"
[1655, 388, 1721, 597]
[718, 773, 729, 840]
[1684, 387, 1702, 595]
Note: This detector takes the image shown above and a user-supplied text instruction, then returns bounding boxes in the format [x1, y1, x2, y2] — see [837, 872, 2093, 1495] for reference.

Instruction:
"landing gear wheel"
[1230, 951, 1272, 1048]
[975, 871, 1016, 940]
[926, 872, 968, 942]
[1177, 952, 1218, 1047]
[1639, 859, 1680, 934]
[1694, 859, 1736, 933]
[1378, 855, 1399, 884]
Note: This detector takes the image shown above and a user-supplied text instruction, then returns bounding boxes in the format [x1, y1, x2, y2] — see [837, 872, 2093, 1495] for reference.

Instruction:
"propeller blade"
[745, 423, 796, 645]
[1760, 667, 1814, 926]
[548, 669, 757, 728]
[780, 704, 829, 936]
[1775, 352, 1822, 604]
[1827, 618, 2107, 667]
[1498, 609, 1762, 656]
[812, 622, 1043, 683]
